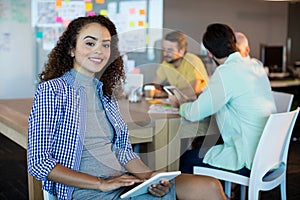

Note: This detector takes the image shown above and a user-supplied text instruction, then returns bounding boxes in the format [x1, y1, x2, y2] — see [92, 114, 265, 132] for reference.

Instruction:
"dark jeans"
[179, 148, 251, 177]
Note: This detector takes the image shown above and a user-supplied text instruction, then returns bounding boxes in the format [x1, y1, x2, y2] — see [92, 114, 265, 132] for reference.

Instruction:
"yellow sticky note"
[96, 0, 105, 4]
[146, 34, 150, 44]
[64, 0, 71, 3]
[129, 21, 135, 27]
[56, 0, 62, 7]
[100, 9, 108, 16]
[144, 22, 148, 28]
[85, 2, 93, 11]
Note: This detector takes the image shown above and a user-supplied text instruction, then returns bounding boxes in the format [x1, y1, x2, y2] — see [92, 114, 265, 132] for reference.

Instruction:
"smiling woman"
[38, 15, 124, 97]
[27, 15, 227, 200]
[71, 23, 111, 77]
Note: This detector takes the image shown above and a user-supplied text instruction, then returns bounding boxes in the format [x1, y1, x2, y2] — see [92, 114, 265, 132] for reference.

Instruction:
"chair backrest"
[249, 107, 299, 183]
[272, 91, 294, 113]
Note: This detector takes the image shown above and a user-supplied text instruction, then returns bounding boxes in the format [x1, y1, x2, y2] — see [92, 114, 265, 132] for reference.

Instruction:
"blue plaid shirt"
[27, 72, 139, 200]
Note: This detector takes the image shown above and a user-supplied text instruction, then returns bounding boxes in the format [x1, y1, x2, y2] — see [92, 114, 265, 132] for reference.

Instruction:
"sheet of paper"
[148, 104, 179, 114]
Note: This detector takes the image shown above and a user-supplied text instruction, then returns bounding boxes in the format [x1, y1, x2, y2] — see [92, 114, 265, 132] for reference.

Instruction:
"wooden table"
[0, 98, 155, 199]
[118, 98, 176, 171]
[0, 98, 42, 199]
[0, 98, 172, 199]
[0, 97, 211, 199]
[270, 78, 300, 88]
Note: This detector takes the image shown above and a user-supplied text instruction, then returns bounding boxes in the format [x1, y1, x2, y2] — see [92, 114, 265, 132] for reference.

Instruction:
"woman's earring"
[70, 51, 75, 58]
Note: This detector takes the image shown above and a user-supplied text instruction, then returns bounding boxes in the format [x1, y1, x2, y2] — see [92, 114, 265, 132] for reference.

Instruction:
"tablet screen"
[163, 86, 191, 100]
[120, 171, 181, 199]
[163, 86, 196, 102]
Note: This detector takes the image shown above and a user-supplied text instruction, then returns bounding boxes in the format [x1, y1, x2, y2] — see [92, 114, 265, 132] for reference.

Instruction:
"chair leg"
[248, 185, 260, 200]
[240, 185, 246, 200]
[43, 191, 50, 200]
[280, 176, 287, 200]
[224, 181, 231, 198]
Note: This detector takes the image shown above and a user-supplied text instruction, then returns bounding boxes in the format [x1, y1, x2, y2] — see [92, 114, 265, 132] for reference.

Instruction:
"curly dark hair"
[39, 15, 124, 97]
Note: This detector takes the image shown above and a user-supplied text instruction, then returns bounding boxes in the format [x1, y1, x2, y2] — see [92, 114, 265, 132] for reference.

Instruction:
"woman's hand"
[148, 179, 171, 197]
[124, 158, 171, 197]
[147, 172, 172, 197]
[98, 174, 143, 192]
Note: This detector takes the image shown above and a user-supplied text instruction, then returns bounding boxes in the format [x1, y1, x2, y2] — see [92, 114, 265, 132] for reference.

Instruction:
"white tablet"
[120, 171, 181, 199]
[163, 86, 181, 96]
[163, 86, 191, 100]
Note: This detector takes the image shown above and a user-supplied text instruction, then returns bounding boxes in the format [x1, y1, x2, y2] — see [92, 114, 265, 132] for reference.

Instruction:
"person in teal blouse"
[175, 23, 277, 175]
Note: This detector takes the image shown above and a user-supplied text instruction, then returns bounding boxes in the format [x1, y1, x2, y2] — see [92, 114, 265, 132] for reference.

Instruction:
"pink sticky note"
[55, 16, 63, 23]
[87, 11, 96, 16]
[62, 20, 71, 28]
[132, 67, 141, 74]
[129, 8, 135, 14]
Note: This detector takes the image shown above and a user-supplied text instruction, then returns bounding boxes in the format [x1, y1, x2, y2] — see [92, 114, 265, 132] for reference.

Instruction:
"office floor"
[0, 134, 28, 200]
[0, 133, 300, 200]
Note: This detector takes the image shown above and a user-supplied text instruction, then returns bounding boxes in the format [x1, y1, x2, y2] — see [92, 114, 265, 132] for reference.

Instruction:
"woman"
[27, 15, 227, 200]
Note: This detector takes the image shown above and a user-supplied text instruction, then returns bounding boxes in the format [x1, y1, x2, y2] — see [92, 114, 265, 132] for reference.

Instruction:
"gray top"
[71, 69, 125, 178]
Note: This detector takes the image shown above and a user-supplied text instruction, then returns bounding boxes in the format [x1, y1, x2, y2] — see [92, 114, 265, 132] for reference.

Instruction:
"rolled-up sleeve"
[27, 83, 59, 180]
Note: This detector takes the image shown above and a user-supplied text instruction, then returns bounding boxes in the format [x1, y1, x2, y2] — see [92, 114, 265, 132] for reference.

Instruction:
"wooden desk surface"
[270, 78, 300, 88]
[0, 98, 32, 132]
[0, 97, 162, 199]
[0, 98, 165, 147]
[0, 98, 33, 148]
[1, 97, 192, 198]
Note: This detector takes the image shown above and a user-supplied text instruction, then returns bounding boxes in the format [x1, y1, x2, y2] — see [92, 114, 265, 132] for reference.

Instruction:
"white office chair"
[272, 91, 294, 113]
[193, 107, 300, 200]
[43, 190, 49, 200]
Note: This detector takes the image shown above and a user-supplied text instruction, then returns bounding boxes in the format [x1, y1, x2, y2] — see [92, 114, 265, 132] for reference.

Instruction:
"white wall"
[0, 0, 35, 99]
[163, 0, 288, 59]
[0, 0, 289, 99]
